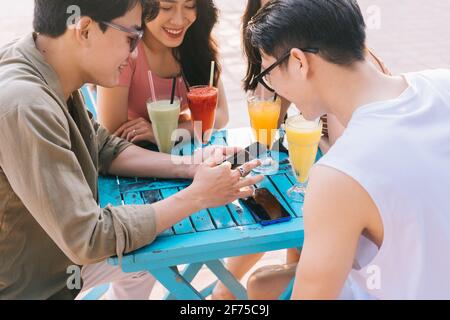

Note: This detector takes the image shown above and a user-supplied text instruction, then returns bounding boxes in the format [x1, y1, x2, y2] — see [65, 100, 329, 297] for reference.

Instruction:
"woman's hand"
[114, 117, 156, 144]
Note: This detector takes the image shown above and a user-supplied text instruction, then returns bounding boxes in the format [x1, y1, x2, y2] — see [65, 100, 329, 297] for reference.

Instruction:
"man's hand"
[152, 149, 263, 234]
[187, 149, 263, 209]
[180, 146, 241, 179]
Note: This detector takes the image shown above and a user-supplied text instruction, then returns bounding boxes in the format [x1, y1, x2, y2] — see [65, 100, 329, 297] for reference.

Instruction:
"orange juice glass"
[247, 92, 281, 175]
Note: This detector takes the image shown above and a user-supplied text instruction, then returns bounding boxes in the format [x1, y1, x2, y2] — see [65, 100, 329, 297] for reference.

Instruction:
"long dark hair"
[242, 0, 263, 92]
[143, 0, 221, 87]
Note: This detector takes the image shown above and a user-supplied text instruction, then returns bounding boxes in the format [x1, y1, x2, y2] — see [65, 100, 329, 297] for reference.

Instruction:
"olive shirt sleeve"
[0, 103, 157, 266]
[94, 120, 131, 175]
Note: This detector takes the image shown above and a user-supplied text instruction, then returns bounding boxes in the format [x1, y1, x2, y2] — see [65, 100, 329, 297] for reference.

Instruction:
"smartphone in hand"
[223, 142, 267, 170]
[240, 188, 292, 226]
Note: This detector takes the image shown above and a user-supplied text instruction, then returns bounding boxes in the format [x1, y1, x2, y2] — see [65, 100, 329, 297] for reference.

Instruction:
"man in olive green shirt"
[0, 0, 261, 299]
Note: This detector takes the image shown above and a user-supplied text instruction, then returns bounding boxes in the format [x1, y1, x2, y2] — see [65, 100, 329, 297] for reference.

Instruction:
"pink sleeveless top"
[118, 42, 190, 121]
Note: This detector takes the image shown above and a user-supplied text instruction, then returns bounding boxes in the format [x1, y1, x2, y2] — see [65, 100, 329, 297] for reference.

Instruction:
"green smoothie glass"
[147, 96, 181, 154]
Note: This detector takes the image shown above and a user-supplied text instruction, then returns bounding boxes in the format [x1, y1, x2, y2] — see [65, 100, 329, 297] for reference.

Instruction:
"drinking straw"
[181, 69, 191, 92]
[147, 70, 157, 102]
[170, 77, 177, 104]
[209, 61, 215, 87]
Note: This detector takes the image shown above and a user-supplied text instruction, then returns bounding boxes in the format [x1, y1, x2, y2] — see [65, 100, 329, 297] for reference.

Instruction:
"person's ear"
[75, 17, 94, 47]
[290, 48, 309, 78]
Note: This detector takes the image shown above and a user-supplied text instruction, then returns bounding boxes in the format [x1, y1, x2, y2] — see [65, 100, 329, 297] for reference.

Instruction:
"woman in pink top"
[97, 0, 229, 146]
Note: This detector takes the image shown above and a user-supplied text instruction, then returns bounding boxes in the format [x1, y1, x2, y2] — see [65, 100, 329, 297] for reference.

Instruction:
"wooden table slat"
[189, 208, 217, 232]
[140, 189, 174, 236]
[117, 177, 137, 186]
[227, 200, 256, 226]
[268, 174, 304, 218]
[207, 206, 236, 229]
[98, 176, 122, 208]
[159, 188, 196, 235]
[119, 179, 191, 194]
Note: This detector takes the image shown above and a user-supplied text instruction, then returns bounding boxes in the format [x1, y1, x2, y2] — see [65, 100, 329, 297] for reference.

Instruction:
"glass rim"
[188, 85, 218, 91]
[285, 114, 323, 130]
[247, 91, 281, 103]
[146, 96, 181, 104]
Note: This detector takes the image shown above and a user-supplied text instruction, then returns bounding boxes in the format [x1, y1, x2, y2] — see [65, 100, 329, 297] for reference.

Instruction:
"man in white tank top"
[245, 0, 450, 299]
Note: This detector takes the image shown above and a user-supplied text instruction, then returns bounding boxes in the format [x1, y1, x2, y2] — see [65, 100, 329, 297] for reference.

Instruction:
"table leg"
[200, 281, 218, 298]
[164, 263, 204, 300]
[205, 260, 248, 300]
[278, 278, 295, 300]
[150, 266, 204, 300]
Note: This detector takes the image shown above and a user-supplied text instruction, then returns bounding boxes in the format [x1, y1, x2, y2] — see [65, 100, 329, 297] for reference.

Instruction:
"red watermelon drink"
[187, 85, 218, 145]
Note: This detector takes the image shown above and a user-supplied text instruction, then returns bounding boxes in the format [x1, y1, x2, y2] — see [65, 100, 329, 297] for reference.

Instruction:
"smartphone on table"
[240, 188, 292, 226]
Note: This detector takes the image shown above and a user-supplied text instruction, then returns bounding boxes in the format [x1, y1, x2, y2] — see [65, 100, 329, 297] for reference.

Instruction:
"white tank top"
[318, 69, 450, 299]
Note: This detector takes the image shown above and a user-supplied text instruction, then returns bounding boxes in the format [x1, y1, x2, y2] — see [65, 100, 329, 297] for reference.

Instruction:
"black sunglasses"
[252, 48, 320, 92]
[100, 21, 144, 52]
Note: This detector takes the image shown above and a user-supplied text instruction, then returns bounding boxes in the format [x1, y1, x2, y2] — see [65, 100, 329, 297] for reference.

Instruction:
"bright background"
[1, 0, 449, 299]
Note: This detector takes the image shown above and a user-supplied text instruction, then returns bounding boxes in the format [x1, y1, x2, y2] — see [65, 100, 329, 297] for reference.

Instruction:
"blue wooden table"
[100, 128, 314, 300]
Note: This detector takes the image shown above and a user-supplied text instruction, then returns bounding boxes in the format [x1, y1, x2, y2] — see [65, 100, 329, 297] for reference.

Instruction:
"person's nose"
[170, 7, 185, 26]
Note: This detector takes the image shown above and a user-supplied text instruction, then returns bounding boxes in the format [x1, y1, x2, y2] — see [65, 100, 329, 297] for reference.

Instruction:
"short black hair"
[33, 0, 142, 37]
[246, 0, 367, 66]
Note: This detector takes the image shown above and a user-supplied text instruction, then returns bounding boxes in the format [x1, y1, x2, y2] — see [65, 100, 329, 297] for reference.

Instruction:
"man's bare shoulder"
[304, 164, 380, 231]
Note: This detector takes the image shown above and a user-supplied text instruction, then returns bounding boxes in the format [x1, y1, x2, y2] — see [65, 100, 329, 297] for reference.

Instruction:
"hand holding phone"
[223, 142, 267, 170]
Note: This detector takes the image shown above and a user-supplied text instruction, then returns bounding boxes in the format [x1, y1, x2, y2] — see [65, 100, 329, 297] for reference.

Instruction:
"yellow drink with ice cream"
[285, 115, 322, 202]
